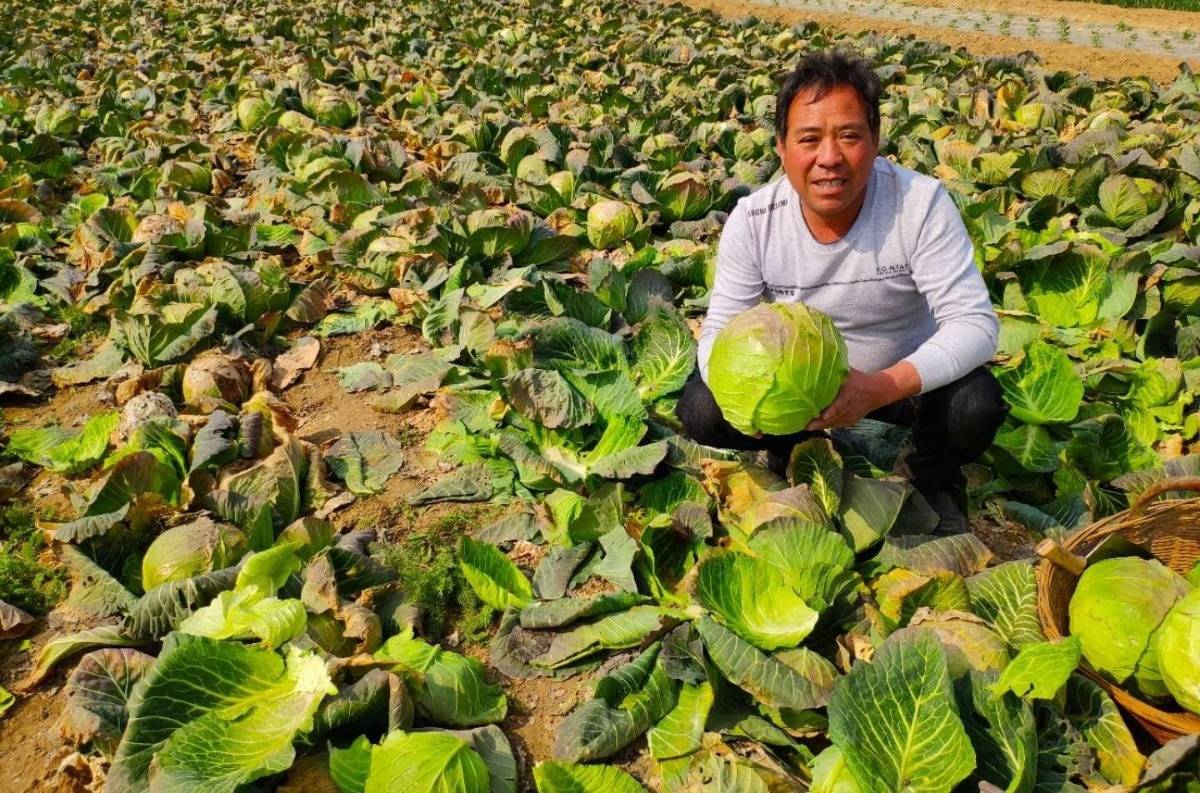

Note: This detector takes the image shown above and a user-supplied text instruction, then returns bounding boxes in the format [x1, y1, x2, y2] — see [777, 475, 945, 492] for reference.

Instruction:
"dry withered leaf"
[270, 336, 320, 390]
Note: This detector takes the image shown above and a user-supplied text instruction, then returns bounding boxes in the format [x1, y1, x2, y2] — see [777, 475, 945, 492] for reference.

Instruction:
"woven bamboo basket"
[1036, 476, 1200, 744]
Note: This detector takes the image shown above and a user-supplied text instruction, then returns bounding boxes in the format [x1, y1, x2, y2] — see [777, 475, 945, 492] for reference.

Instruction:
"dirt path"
[786, 0, 1200, 59]
[899, 0, 1200, 33]
[678, 0, 1200, 85]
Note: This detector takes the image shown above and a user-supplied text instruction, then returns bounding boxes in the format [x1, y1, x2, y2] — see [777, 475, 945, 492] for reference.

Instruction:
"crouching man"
[677, 50, 1008, 535]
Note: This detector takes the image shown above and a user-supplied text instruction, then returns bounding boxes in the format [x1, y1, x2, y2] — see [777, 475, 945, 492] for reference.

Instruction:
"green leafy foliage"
[646, 680, 713, 761]
[60, 648, 156, 757]
[326, 431, 406, 495]
[534, 761, 648, 793]
[0, 505, 67, 615]
[107, 634, 334, 793]
[993, 637, 1081, 700]
[459, 536, 533, 611]
[178, 545, 308, 648]
[363, 731, 491, 793]
[828, 631, 976, 793]
[553, 643, 677, 762]
[375, 631, 507, 727]
[695, 551, 818, 650]
[1064, 674, 1146, 787]
[371, 512, 495, 643]
[965, 561, 1043, 648]
[531, 605, 674, 670]
[957, 671, 1037, 793]
[695, 617, 828, 714]
[5, 411, 118, 474]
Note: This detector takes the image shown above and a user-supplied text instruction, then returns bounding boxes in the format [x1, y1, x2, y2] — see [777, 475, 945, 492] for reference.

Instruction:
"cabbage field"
[3, 0, 1200, 789]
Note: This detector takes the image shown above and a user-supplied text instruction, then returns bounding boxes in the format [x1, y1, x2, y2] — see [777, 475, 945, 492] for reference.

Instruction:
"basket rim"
[1035, 493, 1200, 739]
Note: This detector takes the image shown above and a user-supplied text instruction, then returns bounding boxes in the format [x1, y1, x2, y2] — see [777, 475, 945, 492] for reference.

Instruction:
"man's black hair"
[774, 50, 882, 143]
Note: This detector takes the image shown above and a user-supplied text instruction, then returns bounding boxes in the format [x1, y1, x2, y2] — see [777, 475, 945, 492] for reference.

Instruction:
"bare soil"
[677, 0, 1199, 84]
[281, 326, 442, 535]
[0, 609, 115, 793]
[501, 674, 594, 787]
[972, 512, 1037, 563]
[3, 381, 110, 433]
[899, 0, 1200, 33]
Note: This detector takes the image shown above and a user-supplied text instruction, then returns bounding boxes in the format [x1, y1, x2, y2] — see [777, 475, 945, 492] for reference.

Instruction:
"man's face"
[775, 83, 879, 224]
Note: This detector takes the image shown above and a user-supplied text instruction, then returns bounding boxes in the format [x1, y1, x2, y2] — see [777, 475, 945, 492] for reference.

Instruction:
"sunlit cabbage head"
[640, 132, 686, 170]
[161, 160, 212, 194]
[277, 109, 315, 132]
[235, 95, 274, 132]
[1095, 173, 1161, 230]
[517, 167, 574, 217]
[466, 206, 533, 259]
[548, 170, 577, 203]
[586, 199, 639, 250]
[1069, 556, 1189, 699]
[515, 154, 550, 184]
[656, 171, 712, 222]
[304, 89, 356, 129]
[142, 518, 248, 591]
[1156, 587, 1200, 714]
[182, 350, 253, 412]
[494, 26, 518, 47]
[707, 303, 848, 436]
[734, 127, 773, 161]
[1013, 101, 1053, 129]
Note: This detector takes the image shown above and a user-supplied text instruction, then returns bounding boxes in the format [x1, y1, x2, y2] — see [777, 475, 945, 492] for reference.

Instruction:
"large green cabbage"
[1068, 556, 1189, 699]
[695, 550, 818, 651]
[586, 200, 639, 250]
[106, 634, 334, 793]
[1157, 587, 1200, 714]
[466, 207, 533, 259]
[141, 518, 248, 591]
[235, 96, 274, 132]
[707, 303, 848, 436]
[302, 89, 357, 128]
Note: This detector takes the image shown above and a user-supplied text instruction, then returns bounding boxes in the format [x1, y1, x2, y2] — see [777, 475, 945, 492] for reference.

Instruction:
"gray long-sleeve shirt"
[698, 156, 999, 394]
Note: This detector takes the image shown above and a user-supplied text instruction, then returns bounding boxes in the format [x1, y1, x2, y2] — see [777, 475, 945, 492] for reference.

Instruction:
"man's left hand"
[806, 363, 921, 430]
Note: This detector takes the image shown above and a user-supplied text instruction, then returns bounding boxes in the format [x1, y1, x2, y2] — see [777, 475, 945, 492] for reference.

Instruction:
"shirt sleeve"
[901, 185, 999, 393]
[697, 203, 765, 384]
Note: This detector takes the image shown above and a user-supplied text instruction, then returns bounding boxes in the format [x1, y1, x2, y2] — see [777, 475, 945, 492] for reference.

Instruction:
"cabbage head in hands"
[707, 303, 849, 436]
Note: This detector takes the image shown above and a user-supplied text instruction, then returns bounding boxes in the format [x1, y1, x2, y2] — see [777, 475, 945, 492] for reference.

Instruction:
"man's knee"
[675, 374, 726, 447]
[943, 367, 1008, 453]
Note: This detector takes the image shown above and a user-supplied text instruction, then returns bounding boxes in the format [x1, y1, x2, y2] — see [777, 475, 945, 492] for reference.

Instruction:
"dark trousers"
[675, 366, 1008, 493]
